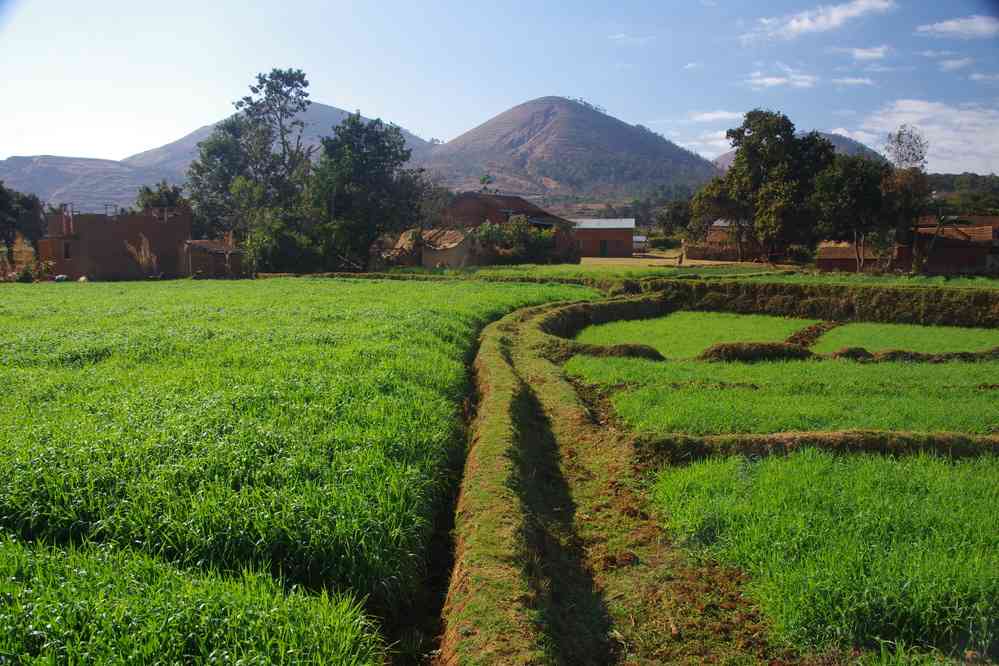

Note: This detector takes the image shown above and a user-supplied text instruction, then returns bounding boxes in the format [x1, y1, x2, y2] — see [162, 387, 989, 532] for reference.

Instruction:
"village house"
[371, 192, 578, 269]
[570, 218, 635, 257]
[37, 208, 246, 280]
[817, 216, 999, 274]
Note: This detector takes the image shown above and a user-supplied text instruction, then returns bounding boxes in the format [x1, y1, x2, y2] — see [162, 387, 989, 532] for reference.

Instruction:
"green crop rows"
[0, 277, 595, 660]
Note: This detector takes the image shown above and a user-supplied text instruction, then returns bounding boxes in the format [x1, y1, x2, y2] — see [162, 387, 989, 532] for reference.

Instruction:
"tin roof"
[570, 218, 636, 230]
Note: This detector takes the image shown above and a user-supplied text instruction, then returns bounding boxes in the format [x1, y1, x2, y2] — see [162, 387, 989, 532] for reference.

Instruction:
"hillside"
[713, 131, 883, 172]
[0, 103, 430, 210]
[419, 97, 718, 196]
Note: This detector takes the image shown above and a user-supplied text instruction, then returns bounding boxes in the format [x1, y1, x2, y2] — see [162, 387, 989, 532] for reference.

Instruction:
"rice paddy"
[573, 310, 817, 358]
[566, 355, 999, 435]
[0, 277, 596, 660]
[568, 307, 999, 659]
[813, 321, 999, 354]
[654, 450, 999, 654]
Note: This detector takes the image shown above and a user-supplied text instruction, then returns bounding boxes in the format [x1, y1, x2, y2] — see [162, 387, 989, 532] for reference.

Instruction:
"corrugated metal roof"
[570, 218, 636, 230]
[633, 235, 648, 242]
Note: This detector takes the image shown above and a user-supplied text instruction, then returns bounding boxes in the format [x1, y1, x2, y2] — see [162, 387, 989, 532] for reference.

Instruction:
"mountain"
[0, 103, 430, 210]
[418, 97, 718, 196]
[712, 132, 884, 172]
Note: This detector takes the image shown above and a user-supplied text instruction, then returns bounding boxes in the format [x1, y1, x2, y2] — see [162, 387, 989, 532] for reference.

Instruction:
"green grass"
[731, 271, 999, 290]
[573, 311, 817, 358]
[0, 536, 382, 664]
[566, 356, 999, 435]
[0, 277, 596, 655]
[813, 321, 999, 354]
[653, 450, 999, 655]
[392, 263, 781, 281]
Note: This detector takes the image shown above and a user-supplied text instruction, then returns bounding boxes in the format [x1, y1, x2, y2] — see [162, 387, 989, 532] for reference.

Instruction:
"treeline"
[178, 68, 450, 272]
[655, 110, 935, 271]
[927, 173, 999, 215]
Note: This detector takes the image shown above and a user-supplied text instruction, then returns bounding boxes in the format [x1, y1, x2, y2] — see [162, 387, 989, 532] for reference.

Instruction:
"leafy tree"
[812, 155, 889, 272]
[136, 180, 189, 211]
[724, 110, 835, 256]
[187, 115, 254, 238]
[309, 113, 424, 268]
[654, 200, 691, 236]
[0, 182, 44, 267]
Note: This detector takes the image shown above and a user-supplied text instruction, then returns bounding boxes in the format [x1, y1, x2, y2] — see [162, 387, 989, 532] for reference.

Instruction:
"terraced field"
[563, 303, 999, 661]
[0, 277, 596, 661]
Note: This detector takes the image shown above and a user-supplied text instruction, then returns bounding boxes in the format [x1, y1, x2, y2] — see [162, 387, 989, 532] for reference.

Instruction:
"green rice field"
[813, 321, 999, 354]
[0, 277, 596, 659]
[574, 310, 817, 358]
[654, 450, 999, 654]
[392, 262, 780, 282]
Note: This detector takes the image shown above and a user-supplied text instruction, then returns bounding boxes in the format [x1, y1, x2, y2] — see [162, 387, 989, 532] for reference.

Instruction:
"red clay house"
[37, 207, 214, 279]
[569, 218, 635, 257]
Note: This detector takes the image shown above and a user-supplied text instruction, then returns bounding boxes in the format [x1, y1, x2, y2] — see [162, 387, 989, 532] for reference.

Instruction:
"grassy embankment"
[731, 271, 999, 290]
[0, 278, 596, 661]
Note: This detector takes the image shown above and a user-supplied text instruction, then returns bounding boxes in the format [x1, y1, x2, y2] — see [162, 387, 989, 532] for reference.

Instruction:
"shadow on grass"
[508, 385, 617, 665]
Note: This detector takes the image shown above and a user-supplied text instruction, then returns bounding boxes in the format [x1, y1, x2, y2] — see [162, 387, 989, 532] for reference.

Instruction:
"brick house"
[444, 192, 577, 257]
[37, 208, 193, 280]
[570, 219, 635, 257]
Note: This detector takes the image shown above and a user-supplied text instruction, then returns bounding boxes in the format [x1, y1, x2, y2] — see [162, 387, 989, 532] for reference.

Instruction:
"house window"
[63, 242, 72, 260]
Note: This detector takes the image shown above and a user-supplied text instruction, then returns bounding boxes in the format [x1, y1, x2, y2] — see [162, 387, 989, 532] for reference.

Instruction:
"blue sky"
[1, 0, 997, 173]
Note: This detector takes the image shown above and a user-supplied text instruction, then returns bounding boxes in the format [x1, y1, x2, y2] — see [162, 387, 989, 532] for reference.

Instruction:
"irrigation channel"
[428, 281, 999, 665]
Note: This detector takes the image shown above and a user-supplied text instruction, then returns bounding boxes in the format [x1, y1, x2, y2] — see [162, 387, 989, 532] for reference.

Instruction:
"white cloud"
[832, 77, 876, 85]
[848, 99, 999, 173]
[970, 73, 999, 82]
[939, 57, 974, 72]
[674, 130, 733, 158]
[746, 63, 818, 89]
[742, 0, 895, 42]
[832, 45, 889, 60]
[916, 15, 999, 39]
[865, 63, 911, 72]
[918, 50, 957, 58]
[608, 33, 655, 46]
[688, 110, 744, 122]
[683, 62, 702, 70]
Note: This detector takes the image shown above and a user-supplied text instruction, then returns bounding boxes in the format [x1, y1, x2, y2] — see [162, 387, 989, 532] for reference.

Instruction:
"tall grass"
[0, 278, 596, 653]
[813, 321, 999, 354]
[566, 355, 999, 435]
[0, 536, 383, 663]
[653, 450, 999, 655]
[573, 310, 816, 358]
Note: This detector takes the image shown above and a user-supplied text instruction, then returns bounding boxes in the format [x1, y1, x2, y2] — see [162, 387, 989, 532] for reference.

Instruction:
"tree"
[885, 124, 928, 170]
[882, 124, 931, 257]
[309, 113, 423, 268]
[136, 180, 189, 211]
[186, 69, 313, 241]
[812, 154, 889, 272]
[690, 177, 752, 257]
[723, 110, 835, 257]
[0, 182, 44, 267]
[187, 114, 254, 239]
[654, 200, 691, 237]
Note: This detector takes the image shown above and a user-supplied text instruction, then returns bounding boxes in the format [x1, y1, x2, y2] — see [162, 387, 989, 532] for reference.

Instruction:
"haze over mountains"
[0, 97, 884, 210]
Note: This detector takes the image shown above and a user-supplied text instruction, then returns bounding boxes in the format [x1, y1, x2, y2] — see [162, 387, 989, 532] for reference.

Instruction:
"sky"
[1, 0, 998, 174]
